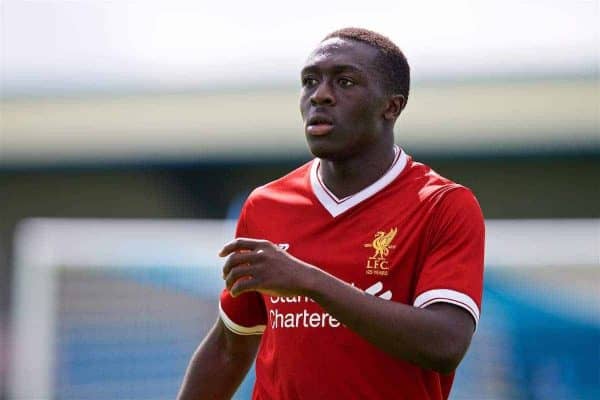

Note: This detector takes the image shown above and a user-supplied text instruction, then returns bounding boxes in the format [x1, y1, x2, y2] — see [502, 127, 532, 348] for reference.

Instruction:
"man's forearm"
[219, 239, 475, 374]
[304, 268, 474, 373]
[177, 320, 259, 400]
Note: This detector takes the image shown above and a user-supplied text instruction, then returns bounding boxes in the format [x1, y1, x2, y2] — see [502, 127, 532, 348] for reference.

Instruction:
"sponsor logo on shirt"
[268, 282, 392, 329]
[364, 227, 397, 276]
[364, 281, 392, 300]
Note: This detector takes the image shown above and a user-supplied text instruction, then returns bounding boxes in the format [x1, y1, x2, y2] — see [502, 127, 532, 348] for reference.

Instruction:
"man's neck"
[319, 140, 397, 199]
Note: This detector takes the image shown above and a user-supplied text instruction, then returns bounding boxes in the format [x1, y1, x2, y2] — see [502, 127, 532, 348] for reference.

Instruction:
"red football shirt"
[220, 147, 485, 400]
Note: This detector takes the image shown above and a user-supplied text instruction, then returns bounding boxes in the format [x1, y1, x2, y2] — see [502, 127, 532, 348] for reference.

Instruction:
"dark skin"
[177, 38, 475, 400]
[300, 38, 402, 197]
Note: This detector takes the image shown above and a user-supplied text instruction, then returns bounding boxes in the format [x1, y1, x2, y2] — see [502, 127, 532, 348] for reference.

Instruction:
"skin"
[178, 38, 475, 400]
[300, 38, 404, 197]
[177, 319, 260, 400]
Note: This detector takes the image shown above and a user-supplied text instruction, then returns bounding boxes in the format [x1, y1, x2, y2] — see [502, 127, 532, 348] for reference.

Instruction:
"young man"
[178, 28, 484, 400]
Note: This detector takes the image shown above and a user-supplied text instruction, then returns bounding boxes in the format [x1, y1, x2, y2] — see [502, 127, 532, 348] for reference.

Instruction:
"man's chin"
[306, 142, 350, 161]
[306, 141, 336, 159]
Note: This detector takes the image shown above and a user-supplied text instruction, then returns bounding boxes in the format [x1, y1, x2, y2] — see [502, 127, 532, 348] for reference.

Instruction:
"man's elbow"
[430, 353, 463, 374]
[427, 338, 470, 374]
[419, 304, 476, 374]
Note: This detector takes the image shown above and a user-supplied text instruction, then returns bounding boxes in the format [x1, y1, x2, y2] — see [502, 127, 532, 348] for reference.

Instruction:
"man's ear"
[383, 94, 405, 121]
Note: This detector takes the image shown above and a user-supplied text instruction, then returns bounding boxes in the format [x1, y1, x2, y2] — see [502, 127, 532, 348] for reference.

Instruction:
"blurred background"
[1, 1, 598, 399]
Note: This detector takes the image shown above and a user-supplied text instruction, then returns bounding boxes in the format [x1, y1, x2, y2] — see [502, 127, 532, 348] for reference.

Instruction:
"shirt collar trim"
[309, 146, 408, 217]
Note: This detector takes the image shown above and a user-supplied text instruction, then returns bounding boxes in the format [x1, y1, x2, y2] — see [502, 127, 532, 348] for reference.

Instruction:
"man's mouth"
[306, 116, 334, 136]
[307, 123, 334, 136]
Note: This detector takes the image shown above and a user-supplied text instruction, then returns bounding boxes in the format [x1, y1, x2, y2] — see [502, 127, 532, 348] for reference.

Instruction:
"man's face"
[300, 38, 388, 160]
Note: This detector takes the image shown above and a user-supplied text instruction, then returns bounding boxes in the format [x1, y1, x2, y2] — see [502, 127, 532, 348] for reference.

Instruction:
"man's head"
[323, 28, 410, 101]
[300, 27, 410, 160]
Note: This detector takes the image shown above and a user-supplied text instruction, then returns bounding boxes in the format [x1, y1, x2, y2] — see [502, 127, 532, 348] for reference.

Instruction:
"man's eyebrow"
[301, 64, 364, 75]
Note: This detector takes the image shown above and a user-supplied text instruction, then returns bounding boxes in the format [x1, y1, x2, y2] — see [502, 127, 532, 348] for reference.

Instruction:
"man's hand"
[220, 238, 316, 298]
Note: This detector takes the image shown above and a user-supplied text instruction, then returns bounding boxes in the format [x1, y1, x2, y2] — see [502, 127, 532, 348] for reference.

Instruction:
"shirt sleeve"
[412, 187, 485, 329]
[219, 199, 267, 335]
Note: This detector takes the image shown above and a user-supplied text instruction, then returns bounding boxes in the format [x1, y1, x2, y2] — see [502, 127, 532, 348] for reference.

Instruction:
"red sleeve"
[412, 187, 485, 329]
[219, 198, 267, 335]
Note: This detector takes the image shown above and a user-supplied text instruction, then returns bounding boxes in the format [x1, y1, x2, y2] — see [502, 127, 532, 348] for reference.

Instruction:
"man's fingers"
[230, 277, 261, 298]
[222, 251, 263, 277]
[219, 238, 266, 257]
[225, 264, 256, 290]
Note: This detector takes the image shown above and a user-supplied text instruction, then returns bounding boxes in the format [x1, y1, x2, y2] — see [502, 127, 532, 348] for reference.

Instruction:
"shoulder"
[402, 157, 479, 206]
[396, 159, 486, 252]
[408, 160, 484, 236]
[245, 160, 313, 209]
[397, 156, 484, 230]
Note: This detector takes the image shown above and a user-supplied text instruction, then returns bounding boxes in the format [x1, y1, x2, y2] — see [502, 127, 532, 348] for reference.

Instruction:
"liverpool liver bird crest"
[364, 228, 397, 258]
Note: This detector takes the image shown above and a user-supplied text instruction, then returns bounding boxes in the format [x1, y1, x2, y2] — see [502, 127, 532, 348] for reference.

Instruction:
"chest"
[259, 199, 434, 304]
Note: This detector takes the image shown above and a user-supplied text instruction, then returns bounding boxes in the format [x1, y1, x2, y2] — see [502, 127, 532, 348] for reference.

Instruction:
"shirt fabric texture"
[219, 147, 485, 400]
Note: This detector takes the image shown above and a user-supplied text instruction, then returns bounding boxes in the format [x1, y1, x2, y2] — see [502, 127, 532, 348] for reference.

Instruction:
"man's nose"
[310, 81, 335, 106]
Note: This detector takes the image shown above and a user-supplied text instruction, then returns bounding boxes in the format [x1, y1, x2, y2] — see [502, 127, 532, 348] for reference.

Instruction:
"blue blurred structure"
[47, 265, 599, 400]
[455, 270, 599, 399]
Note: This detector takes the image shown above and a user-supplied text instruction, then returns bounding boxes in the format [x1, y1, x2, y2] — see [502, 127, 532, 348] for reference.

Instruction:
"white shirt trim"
[219, 302, 266, 336]
[414, 289, 480, 329]
[310, 146, 408, 218]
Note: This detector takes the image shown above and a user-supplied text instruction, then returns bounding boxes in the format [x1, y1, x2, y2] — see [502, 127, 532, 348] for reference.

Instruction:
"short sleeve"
[219, 199, 267, 335]
[413, 187, 485, 329]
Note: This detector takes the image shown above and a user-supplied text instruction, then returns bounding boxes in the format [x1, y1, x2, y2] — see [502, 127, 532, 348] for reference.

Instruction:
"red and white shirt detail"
[219, 146, 485, 400]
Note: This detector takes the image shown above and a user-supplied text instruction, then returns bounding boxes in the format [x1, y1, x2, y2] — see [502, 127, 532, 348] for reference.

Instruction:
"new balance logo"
[365, 281, 392, 300]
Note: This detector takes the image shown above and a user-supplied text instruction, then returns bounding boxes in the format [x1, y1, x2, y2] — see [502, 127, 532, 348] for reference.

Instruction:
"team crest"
[364, 228, 397, 276]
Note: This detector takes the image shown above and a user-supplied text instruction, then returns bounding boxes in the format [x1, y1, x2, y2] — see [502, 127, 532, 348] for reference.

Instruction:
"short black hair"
[323, 27, 410, 103]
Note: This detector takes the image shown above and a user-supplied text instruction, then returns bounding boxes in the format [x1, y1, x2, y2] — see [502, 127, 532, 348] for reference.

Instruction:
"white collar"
[310, 146, 408, 218]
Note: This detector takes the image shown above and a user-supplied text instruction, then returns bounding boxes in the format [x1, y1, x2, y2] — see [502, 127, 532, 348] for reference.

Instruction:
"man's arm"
[304, 270, 473, 373]
[177, 318, 261, 400]
[221, 239, 475, 374]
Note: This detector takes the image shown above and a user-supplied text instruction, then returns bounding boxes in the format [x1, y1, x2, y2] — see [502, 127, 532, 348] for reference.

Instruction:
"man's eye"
[302, 77, 318, 87]
[338, 78, 354, 87]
